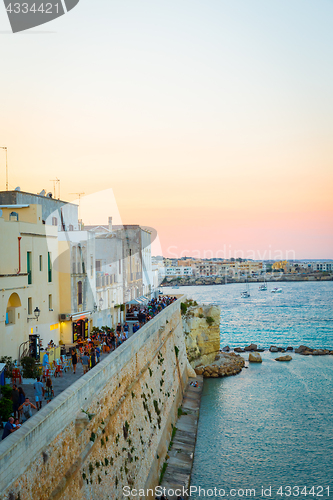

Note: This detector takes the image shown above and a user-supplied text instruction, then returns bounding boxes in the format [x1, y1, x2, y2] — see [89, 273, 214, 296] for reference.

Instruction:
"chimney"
[108, 216, 113, 232]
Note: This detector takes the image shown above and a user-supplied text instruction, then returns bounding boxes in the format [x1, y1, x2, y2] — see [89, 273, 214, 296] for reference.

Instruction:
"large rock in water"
[269, 345, 279, 352]
[249, 352, 262, 363]
[275, 355, 292, 362]
[245, 344, 257, 351]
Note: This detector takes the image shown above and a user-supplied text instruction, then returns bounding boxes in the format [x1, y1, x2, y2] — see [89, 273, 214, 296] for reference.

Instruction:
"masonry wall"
[0, 297, 188, 500]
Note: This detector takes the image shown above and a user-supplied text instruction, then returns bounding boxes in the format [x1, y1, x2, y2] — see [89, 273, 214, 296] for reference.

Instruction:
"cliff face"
[182, 304, 221, 367]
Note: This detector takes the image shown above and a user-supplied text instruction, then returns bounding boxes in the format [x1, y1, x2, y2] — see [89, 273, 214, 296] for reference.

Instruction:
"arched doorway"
[6, 292, 21, 325]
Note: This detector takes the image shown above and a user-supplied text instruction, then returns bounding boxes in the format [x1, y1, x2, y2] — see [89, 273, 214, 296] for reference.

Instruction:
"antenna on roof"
[50, 178, 60, 199]
[70, 192, 85, 219]
[0, 146, 8, 191]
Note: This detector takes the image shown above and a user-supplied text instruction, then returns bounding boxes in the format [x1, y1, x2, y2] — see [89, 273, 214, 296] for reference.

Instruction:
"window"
[49, 294, 53, 310]
[27, 252, 32, 284]
[48, 252, 52, 282]
[119, 260, 121, 274]
[96, 260, 101, 272]
[9, 211, 18, 221]
[69, 224, 74, 231]
[52, 217, 58, 226]
[78, 281, 83, 305]
[39, 255, 43, 271]
[28, 297, 32, 315]
[90, 255, 93, 278]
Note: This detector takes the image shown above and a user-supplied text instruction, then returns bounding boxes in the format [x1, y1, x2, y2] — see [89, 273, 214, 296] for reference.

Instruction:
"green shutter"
[48, 252, 52, 283]
[27, 252, 32, 284]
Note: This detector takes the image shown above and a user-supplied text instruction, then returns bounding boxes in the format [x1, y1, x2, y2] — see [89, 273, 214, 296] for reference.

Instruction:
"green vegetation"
[198, 313, 204, 318]
[159, 461, 168, 483]
[174, 346, 179, 358]
[178, 407, 188, 417]
[21, 356, 38, 378]
[206, 316, 214, 325]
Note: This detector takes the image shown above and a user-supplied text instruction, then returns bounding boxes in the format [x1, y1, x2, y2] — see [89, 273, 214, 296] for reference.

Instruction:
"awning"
[139, 296, 149, 304]
[71, 311, 92, 321]
[127, 298, 145, 305]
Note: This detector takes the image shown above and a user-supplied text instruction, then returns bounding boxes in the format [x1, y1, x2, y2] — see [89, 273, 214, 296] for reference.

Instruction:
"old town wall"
[0, 297, 188, 500]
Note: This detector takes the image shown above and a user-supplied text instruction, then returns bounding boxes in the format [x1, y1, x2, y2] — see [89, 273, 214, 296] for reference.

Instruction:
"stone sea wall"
[0, 298, 188, 500]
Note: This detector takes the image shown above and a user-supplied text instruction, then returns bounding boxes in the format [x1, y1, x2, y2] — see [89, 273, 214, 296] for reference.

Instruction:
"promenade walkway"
[20, 349, 111, 420]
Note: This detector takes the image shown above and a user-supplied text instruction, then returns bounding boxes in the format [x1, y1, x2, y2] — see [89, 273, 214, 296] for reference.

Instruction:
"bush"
[1, 385, 12, 399]
[206, 316, 214, 325]
[120, 304, 125, 312]
[0, 397, 13, 421]
[21, 356, 38, 379]
[181, 303, 188, 315]
[198, 313, 204, 318]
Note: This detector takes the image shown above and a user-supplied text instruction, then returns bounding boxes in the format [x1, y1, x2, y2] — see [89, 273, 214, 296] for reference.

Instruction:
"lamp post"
[0, 146, 8, 191]
[34, 307, 41, 321]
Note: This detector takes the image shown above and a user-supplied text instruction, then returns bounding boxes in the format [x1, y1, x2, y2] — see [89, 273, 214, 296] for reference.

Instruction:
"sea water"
[163, 282, 333, 499]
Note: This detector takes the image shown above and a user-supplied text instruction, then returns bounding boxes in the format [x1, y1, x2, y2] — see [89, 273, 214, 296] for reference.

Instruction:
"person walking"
[81, 352, 89, 374]
[71, 349, 78, 374]
[33, 377, 45, 410]
[90, 348, 96, 369]
[95, 346, 101, 363]
[11, 384, 20, 420]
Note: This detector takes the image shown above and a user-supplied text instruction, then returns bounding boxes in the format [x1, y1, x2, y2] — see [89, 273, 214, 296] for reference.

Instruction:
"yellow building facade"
[0, 204, 60, 360]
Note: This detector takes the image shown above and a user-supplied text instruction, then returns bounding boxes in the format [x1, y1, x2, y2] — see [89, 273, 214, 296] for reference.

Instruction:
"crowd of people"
[1, 295, 178, 440]
[129, 296, 177, 333]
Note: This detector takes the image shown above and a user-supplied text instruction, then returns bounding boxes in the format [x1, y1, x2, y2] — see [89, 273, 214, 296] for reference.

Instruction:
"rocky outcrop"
[249, 352, 262, 363]
[275, 355, 292, 362]
[182, 303, 221, 367]
[194, 353, 245, 378]
[245, 344, 257, 351]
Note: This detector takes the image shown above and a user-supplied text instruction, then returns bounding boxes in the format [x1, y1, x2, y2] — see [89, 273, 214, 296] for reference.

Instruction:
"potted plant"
[20, 356, 38, 383]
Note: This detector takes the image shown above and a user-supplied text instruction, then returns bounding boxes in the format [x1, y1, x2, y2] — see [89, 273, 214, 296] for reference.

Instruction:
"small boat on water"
[259, 274, 267, 291]
[173, 285, 180, 289]
[271, 287, 282, 293]
[241, 279, 250, 298]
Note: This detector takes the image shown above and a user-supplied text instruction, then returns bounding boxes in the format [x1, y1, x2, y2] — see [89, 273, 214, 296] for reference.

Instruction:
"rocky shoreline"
[194, 352, 245, 378]
[226, 343, 333, 356]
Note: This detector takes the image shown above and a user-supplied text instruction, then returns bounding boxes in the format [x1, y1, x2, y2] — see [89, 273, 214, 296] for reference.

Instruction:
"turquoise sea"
[164, 282, 333, 499]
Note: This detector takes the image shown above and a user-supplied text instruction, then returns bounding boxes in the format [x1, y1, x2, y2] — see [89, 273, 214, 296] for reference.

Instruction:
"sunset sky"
[0, 0, 332, 259]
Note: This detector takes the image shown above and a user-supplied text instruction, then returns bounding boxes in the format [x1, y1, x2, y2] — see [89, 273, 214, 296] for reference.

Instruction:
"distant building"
[312, 262, 333, 272]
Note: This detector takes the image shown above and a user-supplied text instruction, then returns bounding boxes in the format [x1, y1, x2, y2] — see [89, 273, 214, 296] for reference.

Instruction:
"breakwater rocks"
[227, 344, 333, 356]
[194, 352, 245, 378]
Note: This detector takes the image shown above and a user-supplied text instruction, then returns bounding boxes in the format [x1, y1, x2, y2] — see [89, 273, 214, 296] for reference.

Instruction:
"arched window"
[9, 211, 18, 221]
[78, 281, 83, 305]
[6, 292, 21, 325]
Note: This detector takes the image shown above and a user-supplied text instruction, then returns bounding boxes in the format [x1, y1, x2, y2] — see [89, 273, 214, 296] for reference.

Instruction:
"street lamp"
[0, 146, 8, 191]
[34, 307, 41, 321]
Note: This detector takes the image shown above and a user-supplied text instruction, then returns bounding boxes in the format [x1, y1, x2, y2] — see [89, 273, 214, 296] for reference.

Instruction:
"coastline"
[162, 275, 333, 287]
